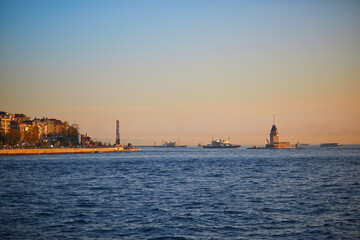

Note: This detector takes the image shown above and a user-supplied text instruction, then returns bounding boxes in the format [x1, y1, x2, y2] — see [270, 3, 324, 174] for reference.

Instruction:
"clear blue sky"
[1, 0, 360, 144]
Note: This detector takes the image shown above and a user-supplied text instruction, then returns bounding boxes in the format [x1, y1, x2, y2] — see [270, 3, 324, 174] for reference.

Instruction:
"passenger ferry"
[202, 138, 240, 148]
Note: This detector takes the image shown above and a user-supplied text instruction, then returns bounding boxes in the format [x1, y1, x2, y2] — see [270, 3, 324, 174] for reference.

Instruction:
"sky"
[1, 0, 360, 145]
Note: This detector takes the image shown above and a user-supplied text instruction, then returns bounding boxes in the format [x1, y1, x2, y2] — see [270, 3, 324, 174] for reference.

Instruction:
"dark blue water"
[1, 147, 360, 239]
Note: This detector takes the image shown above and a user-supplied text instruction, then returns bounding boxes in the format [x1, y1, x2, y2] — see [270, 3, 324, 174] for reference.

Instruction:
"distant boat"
[320, 143, 342, 148]
[155, 141, 187, 147]
[292, 142, 301, 149]
[203, 138, 240, 148]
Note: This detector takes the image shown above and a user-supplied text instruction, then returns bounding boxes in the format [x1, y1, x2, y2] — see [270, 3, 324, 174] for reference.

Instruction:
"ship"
[202, 138, 240, 148]
[320, 143, 342, 148]
[155, 141, 187, 147]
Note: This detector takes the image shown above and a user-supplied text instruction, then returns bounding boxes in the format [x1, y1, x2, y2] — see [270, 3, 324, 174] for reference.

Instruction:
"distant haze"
[1, 0, 360, 145]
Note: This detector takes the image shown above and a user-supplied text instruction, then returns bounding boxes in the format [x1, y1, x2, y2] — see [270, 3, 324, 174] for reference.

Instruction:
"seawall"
[0, 147, 141, 155]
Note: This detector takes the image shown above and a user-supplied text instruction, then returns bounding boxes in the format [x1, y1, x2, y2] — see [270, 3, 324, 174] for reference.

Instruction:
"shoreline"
[0, 147, 141, 155]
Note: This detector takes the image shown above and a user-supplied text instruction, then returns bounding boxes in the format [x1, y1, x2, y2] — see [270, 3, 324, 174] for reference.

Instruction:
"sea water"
[1, 146, 359, 239]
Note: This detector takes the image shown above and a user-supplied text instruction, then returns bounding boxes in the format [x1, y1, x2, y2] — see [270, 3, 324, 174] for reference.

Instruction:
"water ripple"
[0, 147, 360, 239]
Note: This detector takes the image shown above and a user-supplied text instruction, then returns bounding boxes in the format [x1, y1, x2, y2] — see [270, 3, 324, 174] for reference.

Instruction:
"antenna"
[273, 112, 276, 125]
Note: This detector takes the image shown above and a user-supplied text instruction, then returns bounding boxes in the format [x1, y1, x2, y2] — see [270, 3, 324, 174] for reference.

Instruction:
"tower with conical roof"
[270, 124, 279, 144]
[270, 113, 279, 144]
[265, 114, 290, 149]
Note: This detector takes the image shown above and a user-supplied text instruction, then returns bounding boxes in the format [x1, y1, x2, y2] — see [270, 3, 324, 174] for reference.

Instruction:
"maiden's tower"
[265, 114, 290, 149]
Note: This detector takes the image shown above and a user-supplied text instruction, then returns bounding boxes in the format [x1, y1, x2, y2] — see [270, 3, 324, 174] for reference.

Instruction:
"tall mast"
[273, 112, 276, 125]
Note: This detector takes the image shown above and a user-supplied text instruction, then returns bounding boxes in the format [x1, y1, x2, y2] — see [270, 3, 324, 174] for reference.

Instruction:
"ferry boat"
[320, 143, 342, 148]
[202, 138, 240, 148]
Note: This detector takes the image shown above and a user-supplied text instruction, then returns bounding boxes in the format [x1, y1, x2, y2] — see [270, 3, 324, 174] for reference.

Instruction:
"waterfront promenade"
[0, 147, 141, 155]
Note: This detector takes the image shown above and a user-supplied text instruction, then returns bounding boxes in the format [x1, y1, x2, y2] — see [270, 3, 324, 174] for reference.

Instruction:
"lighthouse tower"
[265, 114, 290, 149]
[270, 113, 279, 144]
[270, 124, 279, 144]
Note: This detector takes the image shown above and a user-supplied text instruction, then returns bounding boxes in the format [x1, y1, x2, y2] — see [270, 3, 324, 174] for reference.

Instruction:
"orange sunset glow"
[1, 1, 359, 145]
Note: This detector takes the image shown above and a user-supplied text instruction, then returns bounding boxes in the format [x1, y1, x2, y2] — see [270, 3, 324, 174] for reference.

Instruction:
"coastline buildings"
[18, 121, 32, 141]
[40, 118, 65, 136]
[13, 114, 31, 123]
[1, 111, 81, 147]
[0, 112, 33, 135]
[0, 112, 13, 135]
[32, 119, 49, 139]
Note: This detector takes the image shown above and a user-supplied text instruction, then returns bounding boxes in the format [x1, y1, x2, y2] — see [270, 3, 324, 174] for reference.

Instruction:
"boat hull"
[320, 143, 342, 147]
[154, 145, 187, 147]
[202, 145, 240, 148]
